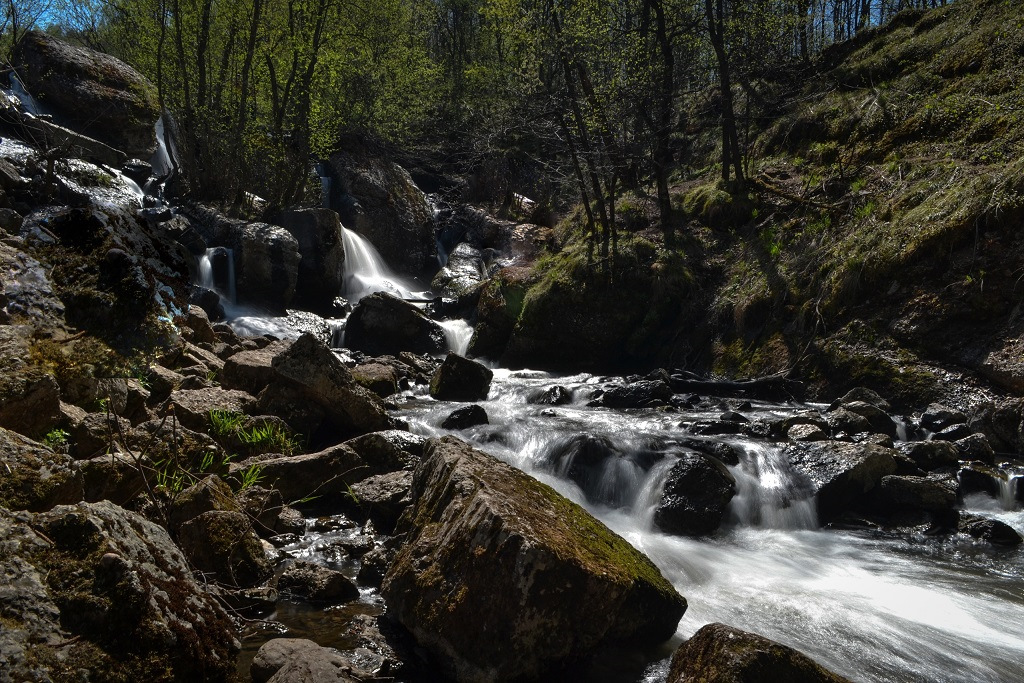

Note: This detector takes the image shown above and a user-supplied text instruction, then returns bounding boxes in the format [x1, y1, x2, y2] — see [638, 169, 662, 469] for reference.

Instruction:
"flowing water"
[391, 369, 1024, 683]
[341, 226, 423, 304]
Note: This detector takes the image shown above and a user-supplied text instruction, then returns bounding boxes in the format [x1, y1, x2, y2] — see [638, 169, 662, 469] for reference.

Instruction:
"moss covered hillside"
[504, 0, 1024, 408]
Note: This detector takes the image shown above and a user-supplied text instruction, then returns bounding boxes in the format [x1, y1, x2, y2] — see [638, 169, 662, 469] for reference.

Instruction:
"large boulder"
[667, 623, 851, 683]
[266, 333, 393, 439]
[0, 325, 61, 439]
[0, 501, 237, 682]
[429, 353, 493, 401]
[653, 452, 736, 536]
[431, 242, 487, 309]
[345, 292, 446, 357]
[328, 137, 435, 273]
[14, 31, 159, 158]
[231, 443, 365, 503]
[221, 339, 292, 394]
[382, 436, 686, 682]
[467, 266, 533, 360]
[785, 442, 897, 521]
[251, 638, 363, 683]
[277, 560, 359, 605]
[276, 208, 345, 309]
[177, 510, 273, 588]
[0, 426, 83, 511]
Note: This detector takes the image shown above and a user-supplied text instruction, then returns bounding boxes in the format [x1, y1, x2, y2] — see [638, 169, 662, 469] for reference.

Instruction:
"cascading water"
[395, 369, 1024, 683]
[999, 475, 1021, 510]
[9, 73, 43, 116]
[340, 225, 420, 304]
[197, 246, 236, 304]
[439, 319, 474, 356]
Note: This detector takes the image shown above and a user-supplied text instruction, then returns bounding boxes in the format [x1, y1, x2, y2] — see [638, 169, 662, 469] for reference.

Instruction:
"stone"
[653, 452, 736, 536]
[349, 470, 414, 534]
[839, 401, 897, 437]
[345, 292, 447, 357]
[329, 138, 436, 273]
[933, 423, 974, 442]
[598, 380, 674, 409]
[824, 408, 872, 436]
[339, 614, 413, 679]
[267, 333, 393, 439]
[236, 486, 305, 537]
[920, 403, 967, 432]
[785, 442, 897, 521]
[343, 430, 425, 472]
[0, 207, 24, 233]
[251, 638, 362, 683]
[0, 246, 65, 327]
[877, 475, 957, 512]
[970, 399, 1024, 453]
[0, 370, 60, 439]
[277, 560, 359, 605]
[66, 410, 129, 459]
[170, 387, 254, 432]
[901, 440, 959, 471]
[957, 463, 1002, 498]
[788, 423, 828, 442]
[185, 304, 217, 345]
[954, 433, 995, 464]
[678, 438, 742, 466]
[528, 385, 573, 405]
[429, 353, 493, 401]
[0, 426, 83, 511]
[833, 387, 891, 412]
[431, 242, 487, 310]
[15, 32, 159, 158]
[232, 222, 301, 312]
[961, 515, 1023, 546]
[177, 510, 273, 588]
[167, 475, 240, 531]
[220, 339, 291, 395]
[441, 404, 489, 430]
[276, 208, 346, 308]
[351, 362, 400, 397]
[382, 436, 686, 682]
[467, 266, 534, 360]
[0, 502, 237, 682]
[231, 443, 365, 503]
[667, 623, 851, 683]
[80, 451, 148, 504]
[144, 364, 184, 403]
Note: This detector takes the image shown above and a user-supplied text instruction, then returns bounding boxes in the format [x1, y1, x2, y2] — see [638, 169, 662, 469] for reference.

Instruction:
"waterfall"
[439, 319, 474, 355]
[9, 73, 42, 116]
[340, 226, 418, 303]
[728, 442, 818, 530]
[999, 475, 1021, 511]
[150, 114, 176, 178]
[197, 247, 236, 304]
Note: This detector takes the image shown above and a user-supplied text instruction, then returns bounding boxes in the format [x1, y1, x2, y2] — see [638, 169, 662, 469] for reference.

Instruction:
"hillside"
[499, 0, 1024, 410]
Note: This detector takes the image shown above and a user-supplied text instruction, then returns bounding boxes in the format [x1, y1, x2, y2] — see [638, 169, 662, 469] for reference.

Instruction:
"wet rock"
[213, 585, 278, 617]
[169, 387, 254, 432]
[901, 440, 959, 471]
[349, 470, 413, 534]
[832, 387, 891, 412]
[960, 514, 1023, 546]
[345, 292, 446, 357]
[168, 475, 239, 531]
[351, 362, 399, 397]
[538, 433, 635, 505]
[177, 510, 273, 588]
[251, 638, 362, 683]
[343, 430, 425, 473]
[231, 223, 301, 312]
[529, 385, 572, 405]
[970, 399, 1024, 453]
[220, 339, 291, 394]
[278, 560, 359, 605]
[0, 426, 83, 511]
[677, 439, 742, 466]
[329, 137, 436, 273]
[441, 404, 489, 430]
[953, 433, 995, 464]
[264, 333, 393, 439]
[185, 304, 217, 345]
[429, 353, 493, 401]
[933, 423, 974, 442]
[598, 380, 673, 409]
[382, 436, 686, 682]
[276, 208, 345, 308]
[0, 501, 237, 682]
[80, 451, 148, 504]
[339, 614, 414, 679]
[688, 420, 745, 436]
[839, 401, 897, 438]
[432, 242, 487, 311]
[467, 266, 534, 359]
[876, 475, 957, 512]
[720, 410, 749, 423]
[653, 452, 736, 536]
[0, 245, 65, 326]
[957, 463, 1002, 498]
[236, 486, 305, 537]
[15, 32, 159, 158]
[824, 407, 872, 437]
[667, 623, 851, 683]
[920, 403, 967, 432]
[785, 442, 897, 521]
[357, 544, 396, 587]
[788, 423, 828, 442]
[232, 443, 365, 503]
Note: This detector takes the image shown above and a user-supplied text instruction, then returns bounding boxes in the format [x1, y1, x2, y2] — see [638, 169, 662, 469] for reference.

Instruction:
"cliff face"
[502, 0, 1024, 409]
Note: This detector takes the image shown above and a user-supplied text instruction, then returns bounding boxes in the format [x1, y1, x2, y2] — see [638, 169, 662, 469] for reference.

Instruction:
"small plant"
[238, 463, 264, 490]
[43, 428, 70, 453]
[238, 421, 300, 455]
[854, 201, 877, 221]
[208, 409, 245, 438]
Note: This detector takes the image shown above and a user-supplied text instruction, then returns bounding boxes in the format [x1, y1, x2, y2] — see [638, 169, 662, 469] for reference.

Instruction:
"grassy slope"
[511, 0, 1024, 409]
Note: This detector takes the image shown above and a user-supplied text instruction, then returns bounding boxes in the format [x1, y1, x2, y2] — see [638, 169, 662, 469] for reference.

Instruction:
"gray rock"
[231, 443, 365, 503]
[0, 501, 237, 682]
[961, 514, 1023, 546]
[598, 380, 673, 409]
[170, 387, 255, 432]
[177, 510, 272, 588]
[901, 440, 959, 471]
[278, 560, 359, 604]
[0, 426, 83, 511]
[824, 407, 872, 437]
[0, 244, 65, 326]
[834, 387, 891, 412]
[220, 339, 291, 395]
[653, 452, 736, 536]
[785, 441, 897, 521]
[80, 451, 148, 504]
[277, 208, 346, 308]
[349, 470, 414, 534]
[252, 638, 362, 683]
[840, 400, 897, 437]
[185, 304, 217, 345]
[441, 404, 489, 430]
[343, 429, 425, 472]
[382, 436, 686, 682]
[345, 292, 446, 357]
[429, 353, 493, 401]
[351, 361, 400, 398]
[954, 433, 995, 464]
[920, 403, 967, 432]
[877, 475, 957, 512]
[788, 422, 828, 442]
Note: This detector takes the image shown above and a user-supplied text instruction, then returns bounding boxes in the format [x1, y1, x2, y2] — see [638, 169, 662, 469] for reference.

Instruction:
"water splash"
[341, 226, 420, 303]
[728, 442, 818, 530]
[197, 246, 236, 304]
[439, 318, 473, 355]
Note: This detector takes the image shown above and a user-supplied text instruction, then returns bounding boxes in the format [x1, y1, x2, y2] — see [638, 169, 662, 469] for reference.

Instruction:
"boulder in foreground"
[429, 353, 493, 401]
[667, 623, 852, 683]
[382, 436, 686, 682]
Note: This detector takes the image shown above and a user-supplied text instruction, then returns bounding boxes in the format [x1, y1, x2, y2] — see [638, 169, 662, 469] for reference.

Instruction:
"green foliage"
[43, 429, 70, 453]
[208, 409, 245, 438]
[238, 464, 264, 491]
[237, 422, 300, 456]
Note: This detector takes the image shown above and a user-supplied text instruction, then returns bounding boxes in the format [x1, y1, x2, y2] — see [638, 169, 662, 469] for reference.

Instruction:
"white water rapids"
[395, 369, 1024, 683]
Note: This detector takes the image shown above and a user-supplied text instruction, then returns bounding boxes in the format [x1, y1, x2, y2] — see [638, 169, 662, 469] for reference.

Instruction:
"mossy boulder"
[0, 501, 238, 682]
[667, 623, 851, 683]
[177, 510, 272, 588]
[382, 436, 686, 682]
[15, 31, 159, 158]
[0, 426, 83, 511]
[467, 265, 533, 359]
